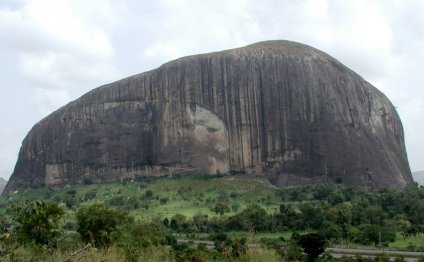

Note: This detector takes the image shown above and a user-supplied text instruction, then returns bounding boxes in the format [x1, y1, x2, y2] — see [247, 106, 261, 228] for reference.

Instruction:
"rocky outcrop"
[3, 40, 413, 194]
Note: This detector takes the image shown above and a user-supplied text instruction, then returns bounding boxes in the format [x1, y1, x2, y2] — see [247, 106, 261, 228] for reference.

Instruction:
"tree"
[357, 224, 396, 246]
[214, 202, 230, 216]
[298, 233, 327, 262]
[231, 203, 240, 215]
[6, 200, 63, 248]
[115, 221, 171, 262]
[326, 203, 352, 237]
[170, 213, 187, 232]
[299, 203, 323, 229]
[278, 204, 301, 229]
[76, 203, 127, 248]
[192, 213, 209, 233]
[226, 204, 269, 232]
[394, 214, 412, 238]
[364, 206, 386, 225]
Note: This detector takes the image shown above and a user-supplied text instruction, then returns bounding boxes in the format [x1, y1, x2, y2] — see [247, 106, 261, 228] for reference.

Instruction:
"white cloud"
[0, 0, 123, 93]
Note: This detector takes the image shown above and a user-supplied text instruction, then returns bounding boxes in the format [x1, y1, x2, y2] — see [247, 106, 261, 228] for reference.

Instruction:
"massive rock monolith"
[3, 40, 413, 194]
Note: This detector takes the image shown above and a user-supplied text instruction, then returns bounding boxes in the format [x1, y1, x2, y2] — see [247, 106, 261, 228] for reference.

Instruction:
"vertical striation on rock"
[3, 40, 413, 194]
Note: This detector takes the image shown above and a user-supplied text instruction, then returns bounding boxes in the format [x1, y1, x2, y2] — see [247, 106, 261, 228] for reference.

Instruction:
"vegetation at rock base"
[1, 174, 424, 261]
[76, 203, 128, 248]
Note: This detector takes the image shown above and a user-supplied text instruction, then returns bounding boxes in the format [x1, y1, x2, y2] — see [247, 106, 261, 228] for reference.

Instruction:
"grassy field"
[0, 174, 282, 220]
[389, 233, 424, 251]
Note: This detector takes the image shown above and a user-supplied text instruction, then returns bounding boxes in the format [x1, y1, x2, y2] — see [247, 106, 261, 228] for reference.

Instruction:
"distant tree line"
[165, 185, 424, 247]
[1, 183, 424, 261]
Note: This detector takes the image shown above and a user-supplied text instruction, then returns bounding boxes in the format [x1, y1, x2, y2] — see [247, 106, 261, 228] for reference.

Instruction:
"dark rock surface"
[3, 40, 413, 194]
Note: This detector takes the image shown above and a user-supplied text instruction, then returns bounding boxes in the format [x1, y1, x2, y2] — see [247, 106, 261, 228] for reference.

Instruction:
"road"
[176, 239, 424, 261]
[328, 247, 424, 262]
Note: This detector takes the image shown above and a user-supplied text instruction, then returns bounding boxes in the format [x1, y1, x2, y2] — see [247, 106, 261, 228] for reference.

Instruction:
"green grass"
[227, 231, 298, 242]
[389, 233, 424, 251]
[0, 174, 282, 221]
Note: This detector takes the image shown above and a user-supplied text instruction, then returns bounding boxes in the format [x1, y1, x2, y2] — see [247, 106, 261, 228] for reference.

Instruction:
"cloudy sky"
[0, 0, 423, 181]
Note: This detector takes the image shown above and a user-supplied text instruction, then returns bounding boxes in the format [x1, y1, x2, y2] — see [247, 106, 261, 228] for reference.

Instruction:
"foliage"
[170, 213, 188, 232]
[209, 233, 248, 259]
[76, 203, 127, 248]
[171, 242, 221, 262]
[214, 201, 230, 216]
[2, 175, 424, 260]
[284, 241, 303, 261]
[297, 232, 327, 262]
[6, 200, 63, 248]
[113, 220, 172, 262]
[356, 224, 396, 246]
[226, 204, 270, 231]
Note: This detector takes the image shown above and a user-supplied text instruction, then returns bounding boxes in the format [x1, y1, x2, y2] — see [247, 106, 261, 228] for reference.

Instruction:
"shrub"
[170, 214, 187, 232]
[297, 232, 327, 262]
[83, 189, 97, 201]
[160, 197, 169, 204]
[76, 203, 127, 248]
[214, 202, 230, 216]
[145, 189, 153, 198]
[6, 200, 63, 248]
[114, 221, 171, 262]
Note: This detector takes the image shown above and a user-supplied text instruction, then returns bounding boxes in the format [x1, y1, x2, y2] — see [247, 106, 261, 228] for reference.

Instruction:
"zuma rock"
[3, 40, 413, 194]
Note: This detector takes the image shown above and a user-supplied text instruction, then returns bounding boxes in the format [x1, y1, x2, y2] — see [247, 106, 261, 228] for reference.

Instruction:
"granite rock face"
[3, 41, 413, 194]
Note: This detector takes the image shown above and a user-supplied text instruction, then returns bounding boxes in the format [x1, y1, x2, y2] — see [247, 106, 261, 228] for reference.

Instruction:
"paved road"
[328, 248, 424, 262]
[177, 239, 424, 261]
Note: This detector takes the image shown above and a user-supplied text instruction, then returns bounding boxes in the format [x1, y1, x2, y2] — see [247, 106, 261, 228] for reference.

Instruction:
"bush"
[172, 242, 219, 262]
[145, 189, 153, 198]
[76, 203, 127, 248]
[356, 224, 396, 246]
[230, 238, 248, 258]
[108, 196, 125, 206]
[259, 237, 285, 250]
[284, 242, 303, 261]
[114, 221, 171, 262]
[83, 189, 97, 201]
[226, 204, 270, 231]
[160, 197, 169, 204]
[6, 200, 63, 248]
[170, 214, 187, 232]
[298, 232, 327, 262]
[213, 202, 230, 216]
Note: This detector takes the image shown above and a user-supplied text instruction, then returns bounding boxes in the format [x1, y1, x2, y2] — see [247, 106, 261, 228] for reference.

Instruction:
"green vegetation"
[1, 174, 424, 261]
[76, 203, 128, 248]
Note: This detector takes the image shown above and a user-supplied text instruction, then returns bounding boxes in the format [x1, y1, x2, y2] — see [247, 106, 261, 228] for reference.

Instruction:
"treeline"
[166, 185, 424, 247]
[1, 183, 424, 261]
